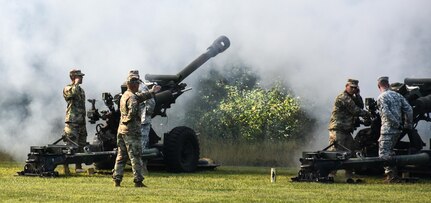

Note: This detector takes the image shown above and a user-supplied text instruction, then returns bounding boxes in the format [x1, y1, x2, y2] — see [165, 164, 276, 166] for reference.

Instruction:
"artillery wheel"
[163, 126, 200, 172]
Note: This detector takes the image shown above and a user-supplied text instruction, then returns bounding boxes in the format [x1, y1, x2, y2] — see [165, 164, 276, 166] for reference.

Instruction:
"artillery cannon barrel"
[405, 78, 431, 86]
[176, 36, 230, 82]
[145, 36, 230, 83]
[405, 78, 431, 95]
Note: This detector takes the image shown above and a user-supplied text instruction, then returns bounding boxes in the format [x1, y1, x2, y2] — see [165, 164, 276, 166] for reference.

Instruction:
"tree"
[184, 65, 315, 142]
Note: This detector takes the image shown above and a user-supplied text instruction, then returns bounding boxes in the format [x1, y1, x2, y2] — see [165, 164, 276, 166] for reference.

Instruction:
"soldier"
[376, 76, 413, 183]
[63, 69, 87, 174]
[129, 70, 157, 174]
[126, 70, 157, 174]
[328, 79, 370, 182]
[112, 72, 160, 187]
[140, 82, 156, 151]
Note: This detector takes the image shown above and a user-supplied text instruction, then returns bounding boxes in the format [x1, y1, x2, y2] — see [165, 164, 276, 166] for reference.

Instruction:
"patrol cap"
[128, 70, 140, 78]
[69, 69, 85, 77]
[377, 76, 389, 83]
[347, 79, 359, 87]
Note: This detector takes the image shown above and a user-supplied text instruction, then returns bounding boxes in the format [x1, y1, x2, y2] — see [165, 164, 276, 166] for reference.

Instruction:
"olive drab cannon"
[145, 35, 230, 117]
[18, 36, 230, 176]
[292, 78, 431, 183]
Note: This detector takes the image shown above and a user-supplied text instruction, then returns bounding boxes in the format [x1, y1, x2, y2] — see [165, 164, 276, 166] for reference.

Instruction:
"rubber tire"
[163, 126, 200, 172]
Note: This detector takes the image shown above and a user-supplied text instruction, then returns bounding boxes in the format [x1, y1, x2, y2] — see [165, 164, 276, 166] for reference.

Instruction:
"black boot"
[134, 181, 147, 187]
[114, 180, 121, 187]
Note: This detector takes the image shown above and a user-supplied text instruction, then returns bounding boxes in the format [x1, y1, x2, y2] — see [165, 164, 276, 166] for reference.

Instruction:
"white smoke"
[0, 0, 430, 160]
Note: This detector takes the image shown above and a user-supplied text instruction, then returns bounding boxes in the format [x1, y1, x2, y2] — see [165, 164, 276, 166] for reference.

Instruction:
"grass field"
[1, 162, 431, 202]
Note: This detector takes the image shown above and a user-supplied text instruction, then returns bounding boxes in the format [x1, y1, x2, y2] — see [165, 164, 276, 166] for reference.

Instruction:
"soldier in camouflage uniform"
[328, 79, 370, 182]
[128, 70, 157, 174]
[63, 69, 87, 174]
[376, 76, 413, 183]
[140, 83, 156, 152]
[112, 72, 160, 187]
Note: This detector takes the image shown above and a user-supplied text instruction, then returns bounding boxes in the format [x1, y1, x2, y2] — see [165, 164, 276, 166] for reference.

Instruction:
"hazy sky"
[1, 0, 430, 160]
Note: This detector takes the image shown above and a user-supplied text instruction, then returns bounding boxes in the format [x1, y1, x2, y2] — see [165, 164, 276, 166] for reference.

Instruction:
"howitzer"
[146, 35, 230, 117]
[291, 143, 431, 182]
[293, 78, 431, 182]
[18, 36, 230, 176]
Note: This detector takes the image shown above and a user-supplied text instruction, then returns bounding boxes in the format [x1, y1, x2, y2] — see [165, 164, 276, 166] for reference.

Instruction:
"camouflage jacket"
[139, 85, 156, 124]
[63, 83, 86, 124]
[377, 89, 413, 135]
[118, 90, 154, 134]
[328, 91, 367, 132]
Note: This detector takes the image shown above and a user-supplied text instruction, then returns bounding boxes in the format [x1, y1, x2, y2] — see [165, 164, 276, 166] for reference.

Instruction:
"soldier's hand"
[151, 85, 162, 93]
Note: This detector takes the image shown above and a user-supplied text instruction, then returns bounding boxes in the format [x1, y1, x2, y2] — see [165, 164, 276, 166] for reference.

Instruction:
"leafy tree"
[185, 65, 258, 126]
[200, 84, 310, 141]
[184, 65, 315, 142]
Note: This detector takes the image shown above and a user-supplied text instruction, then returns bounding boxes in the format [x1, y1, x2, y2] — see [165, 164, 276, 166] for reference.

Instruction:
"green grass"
[1, 162, 431, 202]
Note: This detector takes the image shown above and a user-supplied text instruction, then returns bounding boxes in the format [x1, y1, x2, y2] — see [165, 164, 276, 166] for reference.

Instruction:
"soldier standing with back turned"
[376, 76, 413, 183]
[63, 69, 87, 174]
[328, 79, 370, 182]
[112, 72, 160, 187]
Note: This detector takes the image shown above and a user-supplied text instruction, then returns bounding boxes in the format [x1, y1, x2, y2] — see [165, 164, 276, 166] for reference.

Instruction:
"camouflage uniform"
[328, 91, 368, 151]
[63, 71, 87, 153]
[113, 75, 155, 185]
[377, 88, 413, 176]
[328, 79, 369, 179]
[140, 84, 156, 151]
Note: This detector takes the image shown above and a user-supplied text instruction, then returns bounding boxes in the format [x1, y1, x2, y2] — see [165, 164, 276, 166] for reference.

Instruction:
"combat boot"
[134, 181, 147, 187]
[114, 180, 121, 187]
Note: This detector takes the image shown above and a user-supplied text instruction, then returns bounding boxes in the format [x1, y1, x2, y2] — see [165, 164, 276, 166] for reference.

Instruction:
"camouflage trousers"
[329, 130, 355, 178]
[328, 130, 355, 151]
[113, 132, 144, 183]
[141, 123, 151, 151]
[64, 123, 88, 152]
[379, 133, 400, 175]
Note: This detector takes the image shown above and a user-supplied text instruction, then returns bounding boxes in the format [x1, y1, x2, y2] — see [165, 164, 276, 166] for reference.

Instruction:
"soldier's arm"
[63, 84, 80, 101]
[124, 96, 139, 123]
[401, 96, 414, 129]
[342, 95, 368, 117]
[354, 94, 364, 109]
[135, 91, 155, 103]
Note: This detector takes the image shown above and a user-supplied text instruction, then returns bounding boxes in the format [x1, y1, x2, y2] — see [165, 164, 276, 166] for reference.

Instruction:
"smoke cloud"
[1, 0, 430, 160]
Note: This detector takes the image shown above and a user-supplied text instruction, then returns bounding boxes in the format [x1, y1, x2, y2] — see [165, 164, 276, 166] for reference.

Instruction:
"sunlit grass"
[1, 162, 431, 202]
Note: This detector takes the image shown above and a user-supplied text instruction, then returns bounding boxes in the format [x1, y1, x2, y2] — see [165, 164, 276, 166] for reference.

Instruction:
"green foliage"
[219, 84, 303, 140]
[185, 65, 314, 142]
[186, 65, 259, 125]
[2, 163, 431, 202]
